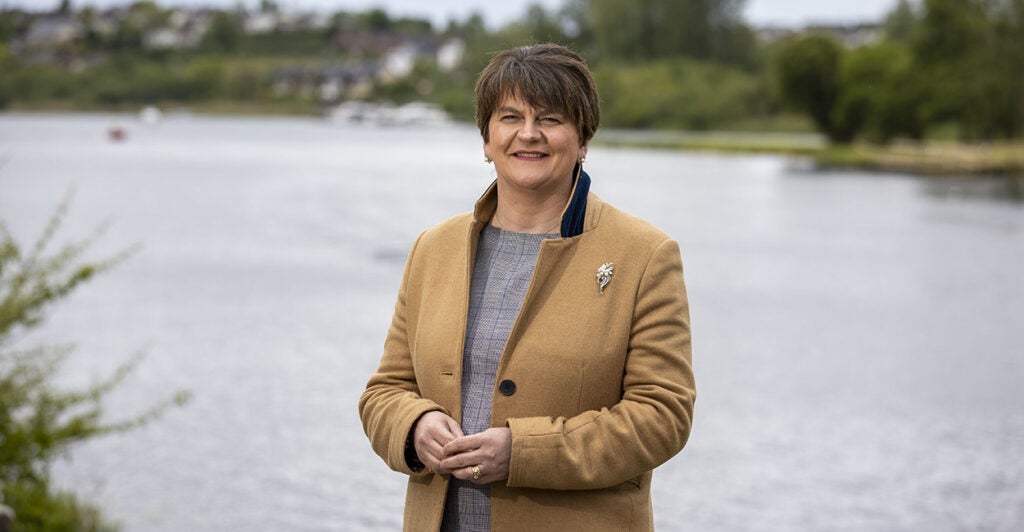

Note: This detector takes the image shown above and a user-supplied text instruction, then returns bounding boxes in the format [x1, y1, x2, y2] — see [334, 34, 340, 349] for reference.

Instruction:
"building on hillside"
[141, 10, 210, 49]
[242, 8, 329, 34]
[804, 23, 882, 48]
[382, 44, 418, 80]
[437, 38, 465, 71]
[756, 22, 882, 48]
[22, 13, 81, 48]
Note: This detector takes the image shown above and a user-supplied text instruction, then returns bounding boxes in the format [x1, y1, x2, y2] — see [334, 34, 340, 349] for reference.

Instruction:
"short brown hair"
[474, 43, 600, 145]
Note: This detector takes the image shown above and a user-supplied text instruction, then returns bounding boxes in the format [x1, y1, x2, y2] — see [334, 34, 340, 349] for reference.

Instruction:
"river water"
[1, 113, 1022, 531]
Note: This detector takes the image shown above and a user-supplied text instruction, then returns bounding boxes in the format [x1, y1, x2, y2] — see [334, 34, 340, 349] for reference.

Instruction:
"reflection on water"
[1, 113, 1022, 531]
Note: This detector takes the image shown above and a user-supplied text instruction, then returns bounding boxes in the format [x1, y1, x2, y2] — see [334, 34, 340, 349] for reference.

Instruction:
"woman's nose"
[518, 120, 541, 141]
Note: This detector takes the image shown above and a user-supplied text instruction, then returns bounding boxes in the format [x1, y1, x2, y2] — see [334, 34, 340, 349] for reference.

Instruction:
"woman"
[359, 43, 695, 531]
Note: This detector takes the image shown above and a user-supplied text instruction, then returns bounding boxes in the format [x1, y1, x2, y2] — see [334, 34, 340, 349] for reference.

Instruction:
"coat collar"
[471, 164, 601, 238]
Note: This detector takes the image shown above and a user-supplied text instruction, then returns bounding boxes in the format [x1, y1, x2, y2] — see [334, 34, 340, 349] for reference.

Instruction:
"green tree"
[912, 0, 987, 136]
[913, 0, 987, 64]
[990, 0, 1024, 136]
[834, 41, 925, 142]
[558, 0, 595, 50]
[202, 10, 242, 53]
[0, 10, 28, 44]
[586, 0, 754, 64]
[77, 6, 107, 51]
[259, 0, 279, 13]
[772, 34, 848, 142]
[0, 195, 190, 531]
[911, 0, 1023, 139]
[522, 4, 568, 43]
[0, 44, 11, 109]
[884, 0, 919, 43]
[109, 1, 169, 50]
[360, 8, 392, 32]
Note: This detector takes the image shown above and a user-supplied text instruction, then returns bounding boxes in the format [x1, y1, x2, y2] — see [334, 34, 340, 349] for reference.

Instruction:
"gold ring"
[471, 465, 481, 480]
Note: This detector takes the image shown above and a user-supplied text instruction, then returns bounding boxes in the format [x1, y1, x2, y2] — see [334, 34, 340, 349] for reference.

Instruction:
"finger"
[438, 448, 479, 472]
[417, 435, 456, 471]
[446, 418, 465, 439]
[448, 465, 486, 483]
[469, 465, 486, 484]
[425, 414, 462, 444]
[433, 464, 453, 475]
[437, 454, 464, 471]
[448, 466, 471, 481]
[442, 434, 482, 458]
[424, 444, 447, 471]
[416, 416, 460, 449]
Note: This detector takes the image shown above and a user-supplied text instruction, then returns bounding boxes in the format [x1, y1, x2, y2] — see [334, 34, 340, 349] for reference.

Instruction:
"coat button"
[498, 379, 516, 396]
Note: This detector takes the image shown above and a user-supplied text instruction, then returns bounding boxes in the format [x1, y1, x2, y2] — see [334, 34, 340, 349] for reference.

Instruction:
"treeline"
[1, 0, 1022, 143]
[444, 0, 1024, 142]
[774, 0, 1024, 142]
[453, 0, 768, 130]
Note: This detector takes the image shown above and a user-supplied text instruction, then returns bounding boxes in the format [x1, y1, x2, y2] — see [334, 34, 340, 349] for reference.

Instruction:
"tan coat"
[359, 180, 695, 531]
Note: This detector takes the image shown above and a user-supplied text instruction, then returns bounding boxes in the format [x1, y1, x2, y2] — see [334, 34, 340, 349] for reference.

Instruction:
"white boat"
[139, 105, 163, 125]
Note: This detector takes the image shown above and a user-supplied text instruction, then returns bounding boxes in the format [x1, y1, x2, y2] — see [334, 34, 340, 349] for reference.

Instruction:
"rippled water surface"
[1, 113, 1022, 531]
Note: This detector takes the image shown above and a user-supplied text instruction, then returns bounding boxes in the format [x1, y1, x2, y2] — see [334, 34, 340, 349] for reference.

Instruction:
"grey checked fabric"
[441, 225, 553, 531]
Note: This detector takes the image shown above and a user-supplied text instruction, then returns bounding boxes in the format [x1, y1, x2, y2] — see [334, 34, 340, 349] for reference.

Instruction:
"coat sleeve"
[505, 238, 695, 490]
[358, 232, 447, 476]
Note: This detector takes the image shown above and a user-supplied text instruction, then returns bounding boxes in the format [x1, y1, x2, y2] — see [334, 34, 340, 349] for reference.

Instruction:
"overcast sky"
[2, 0, 900, 28]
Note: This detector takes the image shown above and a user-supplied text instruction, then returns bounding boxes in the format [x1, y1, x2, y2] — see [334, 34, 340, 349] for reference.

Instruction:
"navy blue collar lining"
[560, 166, 590, 238]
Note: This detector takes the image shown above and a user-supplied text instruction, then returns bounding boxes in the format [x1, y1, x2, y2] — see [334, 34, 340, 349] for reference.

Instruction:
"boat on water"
[139, 105, 163, 125]
[107, 124, 127, 141]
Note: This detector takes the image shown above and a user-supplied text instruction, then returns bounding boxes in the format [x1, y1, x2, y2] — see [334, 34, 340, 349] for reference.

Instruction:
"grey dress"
[440, 225, 553, 531]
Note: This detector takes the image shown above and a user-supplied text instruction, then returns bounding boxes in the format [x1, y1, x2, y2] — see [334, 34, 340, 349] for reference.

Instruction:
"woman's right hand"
[412, 411, 464, 474]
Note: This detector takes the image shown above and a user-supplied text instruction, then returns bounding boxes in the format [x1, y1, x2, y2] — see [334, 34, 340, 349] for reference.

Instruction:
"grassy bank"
[815, 141, 1024, 176]
[594, 129, 825, 155]
[593, 129, 1024, 177]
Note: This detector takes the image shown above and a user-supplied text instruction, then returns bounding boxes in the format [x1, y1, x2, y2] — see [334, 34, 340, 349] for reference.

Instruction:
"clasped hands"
[412, 411, 511, 484]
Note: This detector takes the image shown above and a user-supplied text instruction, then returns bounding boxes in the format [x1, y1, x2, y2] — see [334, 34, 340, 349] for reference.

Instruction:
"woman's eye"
[541, 117, 561, 124]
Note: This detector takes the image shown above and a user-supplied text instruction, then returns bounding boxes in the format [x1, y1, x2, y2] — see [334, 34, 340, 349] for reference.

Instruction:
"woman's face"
[484, 93, 586, 197]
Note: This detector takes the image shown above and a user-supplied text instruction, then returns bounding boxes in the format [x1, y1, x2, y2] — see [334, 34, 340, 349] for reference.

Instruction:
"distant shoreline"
[5, 107, 1021, 178]
[594, 129, 1024, 178]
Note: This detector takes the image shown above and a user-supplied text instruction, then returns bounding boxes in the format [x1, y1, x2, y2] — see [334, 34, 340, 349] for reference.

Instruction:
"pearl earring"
[579, 156, 586, 164]
[485, 156, 492, 163]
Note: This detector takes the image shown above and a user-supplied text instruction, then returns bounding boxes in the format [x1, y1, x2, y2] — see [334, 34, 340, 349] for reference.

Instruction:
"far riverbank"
[593, 129, 1024, 178]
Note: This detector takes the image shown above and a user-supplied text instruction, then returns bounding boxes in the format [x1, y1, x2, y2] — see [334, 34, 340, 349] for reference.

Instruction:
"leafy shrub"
[0, 195, 190, 531]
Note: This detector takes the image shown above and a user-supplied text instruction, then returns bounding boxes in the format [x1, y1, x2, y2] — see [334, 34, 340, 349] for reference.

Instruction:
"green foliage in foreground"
[0, 195, 190, 531]
[2, 481, 113, 532]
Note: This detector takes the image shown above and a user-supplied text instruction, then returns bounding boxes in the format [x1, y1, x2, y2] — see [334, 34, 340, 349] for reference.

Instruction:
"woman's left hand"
[438, 427, 512, 484]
